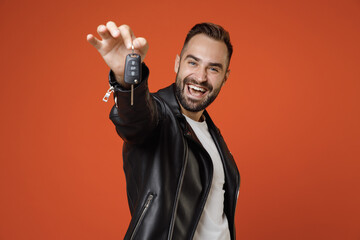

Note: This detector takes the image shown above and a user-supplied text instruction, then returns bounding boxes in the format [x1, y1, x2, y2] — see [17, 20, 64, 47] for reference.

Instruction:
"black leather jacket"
[109, 64, 240, 240]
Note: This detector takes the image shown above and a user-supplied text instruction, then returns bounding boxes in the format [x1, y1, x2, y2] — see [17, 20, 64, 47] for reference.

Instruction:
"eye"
[188, 61, 197, 66]
[210, 67, 220, 72]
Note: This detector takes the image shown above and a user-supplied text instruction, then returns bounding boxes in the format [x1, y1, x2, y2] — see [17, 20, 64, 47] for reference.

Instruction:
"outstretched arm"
[87, 22, 158, 144]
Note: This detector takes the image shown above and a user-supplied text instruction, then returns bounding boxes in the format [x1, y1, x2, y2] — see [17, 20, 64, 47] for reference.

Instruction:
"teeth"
[189, 85, 206, 92]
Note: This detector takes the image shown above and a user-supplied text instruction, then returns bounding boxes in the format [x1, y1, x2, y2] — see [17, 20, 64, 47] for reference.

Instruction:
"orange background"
[1, 0, 359, 239]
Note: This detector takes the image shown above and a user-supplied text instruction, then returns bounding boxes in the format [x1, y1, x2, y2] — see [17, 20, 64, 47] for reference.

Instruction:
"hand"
[87, 22, 149, 85]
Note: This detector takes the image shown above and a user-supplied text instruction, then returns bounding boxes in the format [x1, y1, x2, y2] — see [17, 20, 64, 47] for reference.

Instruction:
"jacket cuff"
[108, 62, 149, 92]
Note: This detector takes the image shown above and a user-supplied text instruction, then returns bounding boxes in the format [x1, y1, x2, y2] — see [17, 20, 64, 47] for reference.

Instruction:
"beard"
[175, 74, 223, 112]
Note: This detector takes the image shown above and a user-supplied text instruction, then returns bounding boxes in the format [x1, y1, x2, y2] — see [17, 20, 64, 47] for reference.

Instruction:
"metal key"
[124, 45, 142, 106]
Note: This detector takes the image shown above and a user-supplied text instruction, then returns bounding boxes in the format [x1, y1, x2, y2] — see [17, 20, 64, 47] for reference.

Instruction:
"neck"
[180, 105, 204, 122]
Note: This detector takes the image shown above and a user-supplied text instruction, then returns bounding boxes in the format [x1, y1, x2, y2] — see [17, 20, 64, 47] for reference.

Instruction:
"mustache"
[183, 77, 213, 91]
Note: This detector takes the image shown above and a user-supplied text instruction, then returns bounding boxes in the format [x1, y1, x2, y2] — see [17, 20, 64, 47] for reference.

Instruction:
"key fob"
[124, 53, 141, 85]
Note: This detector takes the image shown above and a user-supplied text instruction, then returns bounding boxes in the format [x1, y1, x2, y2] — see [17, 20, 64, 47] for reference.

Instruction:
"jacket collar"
[155, 83, 183, 118]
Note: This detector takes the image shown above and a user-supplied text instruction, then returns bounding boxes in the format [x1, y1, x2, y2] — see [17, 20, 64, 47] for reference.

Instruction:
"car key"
[124, 45, 141, 106]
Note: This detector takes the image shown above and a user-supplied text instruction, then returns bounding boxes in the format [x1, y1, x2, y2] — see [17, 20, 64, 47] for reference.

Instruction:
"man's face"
[175, 34, 230, 113]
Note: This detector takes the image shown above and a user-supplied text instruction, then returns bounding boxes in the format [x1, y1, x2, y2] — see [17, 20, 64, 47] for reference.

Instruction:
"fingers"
[86, 22, 147, 60]
[87, 34, 101, 50]
[90, 22, 135, 49]
[97, 24, 112, 40]
[106, 21, 120, 38]
[119, 25, 136, 49]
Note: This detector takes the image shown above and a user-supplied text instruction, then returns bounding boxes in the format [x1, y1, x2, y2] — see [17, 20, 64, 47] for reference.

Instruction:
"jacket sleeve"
[109, 63, 159, 144]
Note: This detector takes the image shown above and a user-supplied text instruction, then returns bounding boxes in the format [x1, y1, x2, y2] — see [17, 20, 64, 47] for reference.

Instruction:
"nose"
[194, 67, 207, 83]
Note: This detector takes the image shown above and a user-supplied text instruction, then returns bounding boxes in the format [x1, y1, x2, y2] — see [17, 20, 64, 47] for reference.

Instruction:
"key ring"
[131, 44, 134, 54]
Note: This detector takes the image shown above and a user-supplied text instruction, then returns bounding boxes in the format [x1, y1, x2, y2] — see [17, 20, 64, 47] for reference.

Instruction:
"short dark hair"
[181, 22, 233, 67]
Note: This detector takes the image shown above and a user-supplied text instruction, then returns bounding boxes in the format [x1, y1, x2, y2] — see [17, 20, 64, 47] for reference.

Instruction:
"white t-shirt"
[183, 114, 230, 240]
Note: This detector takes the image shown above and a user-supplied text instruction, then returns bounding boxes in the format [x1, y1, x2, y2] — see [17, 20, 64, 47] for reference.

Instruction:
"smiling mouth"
[187, 84, 208, 98]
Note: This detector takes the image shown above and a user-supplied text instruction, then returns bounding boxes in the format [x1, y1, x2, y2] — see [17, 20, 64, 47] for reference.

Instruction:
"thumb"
[133, 37, 149, 60]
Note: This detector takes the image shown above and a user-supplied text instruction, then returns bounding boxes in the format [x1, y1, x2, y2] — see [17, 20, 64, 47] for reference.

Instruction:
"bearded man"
[87, 21, 240, 240]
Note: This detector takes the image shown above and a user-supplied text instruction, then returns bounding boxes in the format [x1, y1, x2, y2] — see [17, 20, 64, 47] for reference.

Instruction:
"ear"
[174, 54, 180, 73]
[223, 69, 230, 86]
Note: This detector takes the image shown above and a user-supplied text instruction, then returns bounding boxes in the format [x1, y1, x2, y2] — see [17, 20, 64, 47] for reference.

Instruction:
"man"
[87, 21, 240, 240]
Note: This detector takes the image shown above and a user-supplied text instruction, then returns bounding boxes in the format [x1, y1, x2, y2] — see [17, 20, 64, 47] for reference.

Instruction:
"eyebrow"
[185, 54, 224, 70]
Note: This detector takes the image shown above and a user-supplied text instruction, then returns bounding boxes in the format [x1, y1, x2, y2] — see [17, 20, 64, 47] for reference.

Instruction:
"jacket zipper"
[167, 142, 188, 240]
[130, 193, 154, 240]
[102, 86, 114, 102]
